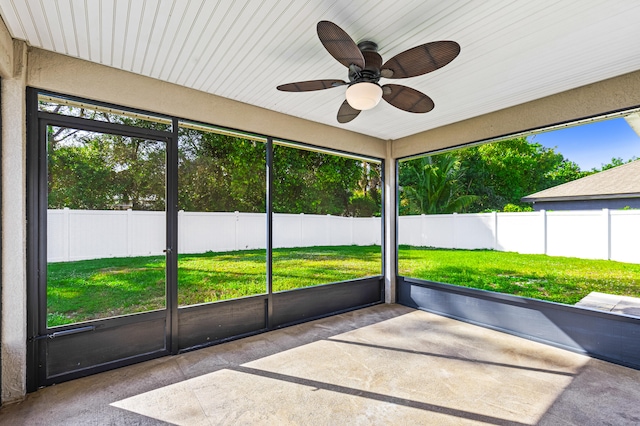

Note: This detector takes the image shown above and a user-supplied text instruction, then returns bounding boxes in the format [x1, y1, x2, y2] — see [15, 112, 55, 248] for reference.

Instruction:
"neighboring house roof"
[522, 159, 640, 203]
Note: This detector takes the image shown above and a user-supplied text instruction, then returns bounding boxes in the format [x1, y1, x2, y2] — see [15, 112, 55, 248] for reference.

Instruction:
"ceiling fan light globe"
[345, 82, 383, 111]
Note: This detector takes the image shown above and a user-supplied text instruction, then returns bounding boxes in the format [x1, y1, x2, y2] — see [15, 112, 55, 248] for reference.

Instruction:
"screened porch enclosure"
[2, 2, 640, 408]
[28, 86, 640, 394]
[27, 90, 384, 389]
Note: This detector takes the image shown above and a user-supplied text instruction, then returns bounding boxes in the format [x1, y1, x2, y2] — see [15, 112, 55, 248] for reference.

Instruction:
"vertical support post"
[383, 142, 397, 303]
[167, 118, 179, 354]
[266, 137, 274, 327]
[5, 46, 29, 399]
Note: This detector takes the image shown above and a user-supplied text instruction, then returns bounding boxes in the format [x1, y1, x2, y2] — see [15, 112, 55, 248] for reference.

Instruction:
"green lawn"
[46, 245, 640, 327]
[47, 245, 382, 326]
[399, 246, 640, 304]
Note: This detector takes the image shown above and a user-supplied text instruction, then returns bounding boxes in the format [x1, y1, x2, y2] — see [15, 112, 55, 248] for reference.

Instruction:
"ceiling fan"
[277, 21, 460, 123]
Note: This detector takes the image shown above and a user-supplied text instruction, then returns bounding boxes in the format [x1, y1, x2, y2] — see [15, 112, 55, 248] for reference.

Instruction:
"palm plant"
[400, 154, 476, 214]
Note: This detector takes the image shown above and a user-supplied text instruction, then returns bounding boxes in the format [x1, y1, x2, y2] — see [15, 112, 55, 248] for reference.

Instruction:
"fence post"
[452, 212, 458, 249]
[234, 211, 240, 251]
[603, 208, 611, 260]
[541, 209, 547, 255]
[178, 210, 184, 253]
[63, 207, 70, 261]
[350, 216, 355, 245]
[127, 208, 133, 257]
[492, 211, 498, 250]
[299, 213, 304, 247]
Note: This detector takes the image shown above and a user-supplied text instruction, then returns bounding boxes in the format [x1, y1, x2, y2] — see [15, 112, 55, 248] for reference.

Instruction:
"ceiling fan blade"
[380, 41, 460, 79]
[382, 84, 434, 113]
[337, 100, 361, 123]
[277, 80, 347, 92]
[317, 21, 365, 69]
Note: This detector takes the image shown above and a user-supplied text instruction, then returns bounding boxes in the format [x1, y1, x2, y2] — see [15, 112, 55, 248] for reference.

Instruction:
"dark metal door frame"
[26, 88, 176, 390]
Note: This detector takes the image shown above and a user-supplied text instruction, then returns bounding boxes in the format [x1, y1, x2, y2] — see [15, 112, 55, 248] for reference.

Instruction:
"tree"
[348, 162, 382, 217]
[48, 138, 118, 209]
[46, 103, 171, 211]
[457, 137, 584, 211]
[272, 145, 375, 216]
[48, 132, 167, 211]
[45, 101, 382, 217]
[594, 156, 638, 172]
[398, 137, 586, 214]
[177, 129, 266, 212]
[399, 154, 476, 214]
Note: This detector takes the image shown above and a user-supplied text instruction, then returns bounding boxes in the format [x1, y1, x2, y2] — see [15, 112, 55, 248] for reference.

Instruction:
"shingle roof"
[521, 159, 640, 202]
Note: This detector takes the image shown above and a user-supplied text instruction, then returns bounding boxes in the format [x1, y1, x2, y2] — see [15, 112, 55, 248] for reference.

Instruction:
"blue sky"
[530, 118, 640, 171]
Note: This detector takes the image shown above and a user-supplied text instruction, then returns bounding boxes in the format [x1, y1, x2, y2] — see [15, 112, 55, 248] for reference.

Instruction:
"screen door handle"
[48, 325, 96, 339]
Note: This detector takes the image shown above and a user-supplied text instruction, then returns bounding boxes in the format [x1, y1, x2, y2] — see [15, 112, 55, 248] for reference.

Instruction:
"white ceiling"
[2, 0, 640, 140]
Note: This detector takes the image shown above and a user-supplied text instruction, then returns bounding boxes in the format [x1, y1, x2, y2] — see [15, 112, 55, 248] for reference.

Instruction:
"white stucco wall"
[0, 18, 12, 78]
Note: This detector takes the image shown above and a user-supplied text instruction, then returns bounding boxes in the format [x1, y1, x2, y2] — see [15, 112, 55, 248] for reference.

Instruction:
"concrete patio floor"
[576, 291, 640, 317]
[1, 304, 639, 425]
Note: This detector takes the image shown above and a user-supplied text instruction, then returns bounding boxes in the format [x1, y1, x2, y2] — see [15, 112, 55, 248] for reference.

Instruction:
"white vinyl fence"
[47, 209, 382, 262]
[398, 209, 640, 264]
[48, 208, 640, 264]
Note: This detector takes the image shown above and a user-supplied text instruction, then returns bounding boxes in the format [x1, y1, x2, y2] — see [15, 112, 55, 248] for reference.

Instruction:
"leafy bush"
[503, 203, 534, 212]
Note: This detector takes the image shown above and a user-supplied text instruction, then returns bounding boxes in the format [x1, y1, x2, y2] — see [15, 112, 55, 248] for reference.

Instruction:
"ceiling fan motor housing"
[349, 41, 382, 84]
